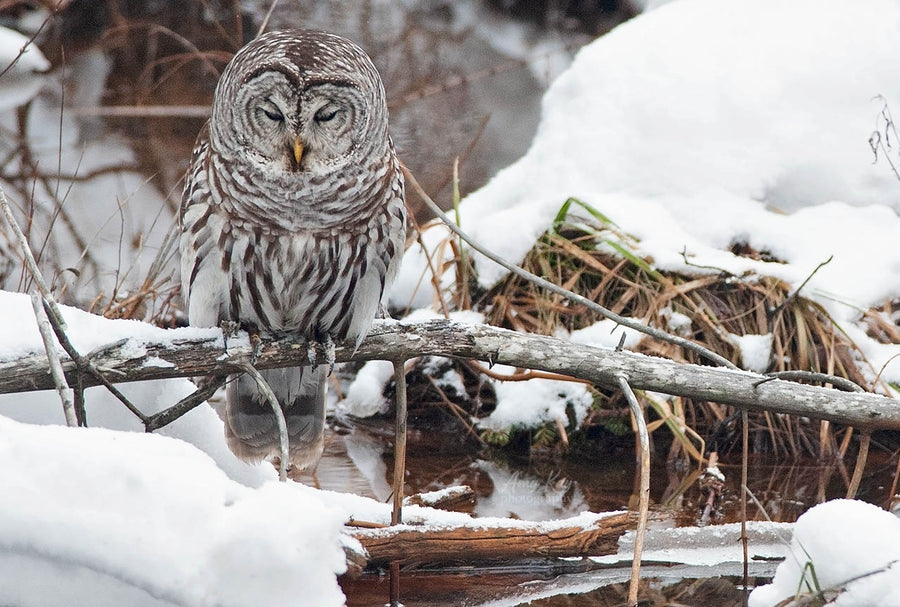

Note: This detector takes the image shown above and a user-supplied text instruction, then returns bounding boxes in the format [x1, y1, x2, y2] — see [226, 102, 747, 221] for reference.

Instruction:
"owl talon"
[323, 334, 336, 377]
[220, 320, 240, 338]
[249, 333, 263, 364]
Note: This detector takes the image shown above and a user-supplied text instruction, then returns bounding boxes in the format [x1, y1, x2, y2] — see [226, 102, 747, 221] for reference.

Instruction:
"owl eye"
[314, 106, 339, 123]
[261, 106, 285, 122]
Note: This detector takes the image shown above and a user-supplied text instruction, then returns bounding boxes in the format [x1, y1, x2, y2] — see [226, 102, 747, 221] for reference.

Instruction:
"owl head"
[208, 30, 389, 176]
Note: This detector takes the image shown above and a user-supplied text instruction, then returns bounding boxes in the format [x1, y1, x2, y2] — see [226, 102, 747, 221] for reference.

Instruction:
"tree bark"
[1, 318, 897, 430]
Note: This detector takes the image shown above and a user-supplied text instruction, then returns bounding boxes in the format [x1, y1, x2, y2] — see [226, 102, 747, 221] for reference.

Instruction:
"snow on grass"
[727, 332, 774, 374]
[749, 499, 900, 607]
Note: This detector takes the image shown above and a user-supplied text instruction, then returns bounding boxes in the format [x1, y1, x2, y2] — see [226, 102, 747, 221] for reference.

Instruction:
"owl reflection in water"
[180, 30, 406, 471]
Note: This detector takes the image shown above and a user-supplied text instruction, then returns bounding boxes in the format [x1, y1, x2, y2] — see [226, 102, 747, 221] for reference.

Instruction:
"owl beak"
[292, 137, 304, 165]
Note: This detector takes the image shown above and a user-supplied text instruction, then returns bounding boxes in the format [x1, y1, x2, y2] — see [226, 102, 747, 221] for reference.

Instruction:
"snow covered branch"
[1, 318, 898, 430]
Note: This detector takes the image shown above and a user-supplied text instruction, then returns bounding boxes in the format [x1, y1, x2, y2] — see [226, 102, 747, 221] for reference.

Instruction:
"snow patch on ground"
[750, 500, 900, 607]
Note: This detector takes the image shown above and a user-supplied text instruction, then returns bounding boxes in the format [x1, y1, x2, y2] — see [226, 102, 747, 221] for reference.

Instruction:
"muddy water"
[299, 427, 897, 607]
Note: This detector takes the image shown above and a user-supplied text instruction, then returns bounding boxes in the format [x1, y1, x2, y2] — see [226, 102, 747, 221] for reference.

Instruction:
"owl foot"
[220, 320, 240, 338]
[307, 332, 336, 377]
[249, 332, 264, 364]
[323, 333, 336, 377]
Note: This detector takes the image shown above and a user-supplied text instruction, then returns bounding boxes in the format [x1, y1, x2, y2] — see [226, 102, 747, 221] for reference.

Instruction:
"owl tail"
[224, 365, 327, 471]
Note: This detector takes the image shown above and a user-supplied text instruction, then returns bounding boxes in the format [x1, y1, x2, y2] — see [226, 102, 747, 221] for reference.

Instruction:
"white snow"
[0, 415, 348, 607]
[477, 363, 594, 432]
[0, 290, 223, 361]
[750, 499, 900, 607]
[0, 25, 49, 111]
[339, 358, 395, 417]
[596, 520, 792, 567]
[728, 332, 774, 373]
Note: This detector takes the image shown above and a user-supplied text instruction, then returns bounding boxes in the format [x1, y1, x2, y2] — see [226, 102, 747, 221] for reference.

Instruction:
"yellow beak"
[293, 137, 304, 165]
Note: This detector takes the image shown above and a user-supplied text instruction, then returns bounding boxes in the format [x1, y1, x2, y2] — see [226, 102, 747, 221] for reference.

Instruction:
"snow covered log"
[1, 318, 898, 430]
[350, 511, 633, 567]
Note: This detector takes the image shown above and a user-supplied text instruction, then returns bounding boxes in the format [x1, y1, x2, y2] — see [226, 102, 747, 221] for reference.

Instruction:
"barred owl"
[180, 30, 406, 471]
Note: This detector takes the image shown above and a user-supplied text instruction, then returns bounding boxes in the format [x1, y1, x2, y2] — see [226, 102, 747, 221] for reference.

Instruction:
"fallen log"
[1, 318, 897, 431]
[349, 511, 634, 567]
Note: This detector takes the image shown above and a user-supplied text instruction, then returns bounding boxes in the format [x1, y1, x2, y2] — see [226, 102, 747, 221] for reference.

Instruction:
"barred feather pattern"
[179, 30, 406, 471]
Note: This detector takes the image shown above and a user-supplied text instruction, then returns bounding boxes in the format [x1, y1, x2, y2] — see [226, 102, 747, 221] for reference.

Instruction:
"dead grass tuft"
[402, 197, 898, 459]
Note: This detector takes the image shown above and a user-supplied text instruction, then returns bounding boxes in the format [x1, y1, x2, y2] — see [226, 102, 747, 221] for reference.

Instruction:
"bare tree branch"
[30, 293, 76, 426]
[1, 319, 897, 431]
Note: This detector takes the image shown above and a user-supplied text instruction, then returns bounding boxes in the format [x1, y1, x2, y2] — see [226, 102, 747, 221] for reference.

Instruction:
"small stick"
[144, 376, 227, 432]
[762, 370, 863, 393]
[30, 293, 77, 426]
[390, 358, 408, 607]
[616, 375, 649, 607]
[847, 430, 871, 499]
[391, 359, 409, 524]
[239, 362, 289, 482]
[741, 409, 750, 589]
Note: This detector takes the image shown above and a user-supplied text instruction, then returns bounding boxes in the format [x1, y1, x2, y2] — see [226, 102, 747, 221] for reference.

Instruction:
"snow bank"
[0, 290, 273, 486]
[750, 499, 900, 607]
[456, 0, 900, 289]
[478, 364, 594, 433]
[0, 416, 348, 607]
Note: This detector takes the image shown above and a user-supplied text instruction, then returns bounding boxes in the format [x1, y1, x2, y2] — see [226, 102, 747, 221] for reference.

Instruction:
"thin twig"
[760, 370, 864, 393]
[30, 293, 77, 426]
[0, 185, 65, 327]
[402, 165, 738, 370]
[144, 376, 228, 432]
[741, 409, 749, 590]
[67, 105, 210, 118]
[769, 255, 833, 319]
[238, 362, 288, 482]
[616, 375, 649, 607]
[847, 430, 871, 499]
[256, 0, 280, 37]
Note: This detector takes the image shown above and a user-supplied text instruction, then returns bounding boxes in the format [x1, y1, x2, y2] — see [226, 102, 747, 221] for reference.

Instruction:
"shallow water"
[299, 426, 896, 606]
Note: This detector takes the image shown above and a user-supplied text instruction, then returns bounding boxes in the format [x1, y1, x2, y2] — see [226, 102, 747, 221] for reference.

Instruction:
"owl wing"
[180, 125, 228, 329]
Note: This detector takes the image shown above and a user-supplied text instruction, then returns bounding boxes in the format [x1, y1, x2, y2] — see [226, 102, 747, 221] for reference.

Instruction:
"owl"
[180, 30, 406, 471]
